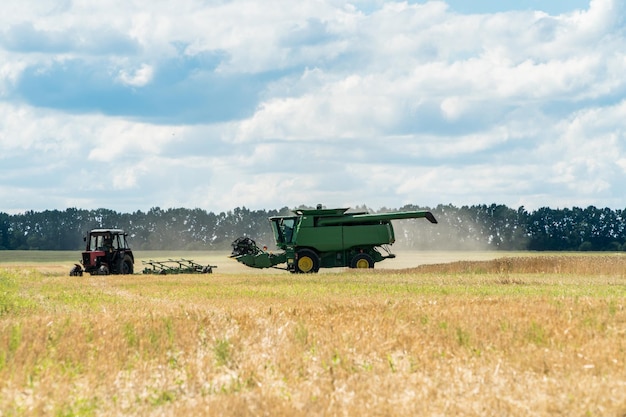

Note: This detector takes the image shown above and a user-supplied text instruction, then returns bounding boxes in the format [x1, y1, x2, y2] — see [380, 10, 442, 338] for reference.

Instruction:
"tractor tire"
[118, 256, 134, 275]
[350, 253, 374, 269]
[69, 264, 83, 277]
[295, 249, 320, 273]
[97, 264, 110, 275]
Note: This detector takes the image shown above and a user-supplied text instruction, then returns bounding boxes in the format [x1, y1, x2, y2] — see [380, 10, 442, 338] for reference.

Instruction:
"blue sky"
[1, 0, 625, 214]
[445, 0, 592, 14]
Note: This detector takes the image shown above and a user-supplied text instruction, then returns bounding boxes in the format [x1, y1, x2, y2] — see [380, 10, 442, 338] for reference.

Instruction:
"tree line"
[1, 204, 625, 251]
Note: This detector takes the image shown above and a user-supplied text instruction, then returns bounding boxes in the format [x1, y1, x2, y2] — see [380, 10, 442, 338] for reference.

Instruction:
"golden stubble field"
[1, 251, 626, 416]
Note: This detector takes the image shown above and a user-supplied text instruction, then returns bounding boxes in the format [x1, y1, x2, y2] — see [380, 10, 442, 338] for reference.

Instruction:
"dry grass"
[1, 254, 626, 416]
[407, 254, 626, 276]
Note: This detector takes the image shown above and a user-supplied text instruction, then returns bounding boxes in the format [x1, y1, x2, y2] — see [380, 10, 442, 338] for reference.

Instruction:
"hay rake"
[142, 258, 216, 275]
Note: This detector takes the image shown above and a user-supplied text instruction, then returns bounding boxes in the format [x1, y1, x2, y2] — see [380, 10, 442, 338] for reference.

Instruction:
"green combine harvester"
[231, 205, 437, 273]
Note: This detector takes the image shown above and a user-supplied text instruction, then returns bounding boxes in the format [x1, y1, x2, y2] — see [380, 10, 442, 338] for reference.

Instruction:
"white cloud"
[86, 120, 183, 162]
[440, 97, 467, 120]
[116, 63, 153, 87]
[0, 103, 84, 154]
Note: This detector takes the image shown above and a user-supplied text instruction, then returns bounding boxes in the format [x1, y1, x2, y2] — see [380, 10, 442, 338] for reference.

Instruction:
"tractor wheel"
[295, 249, 320, 273]
[69, 264, 83, 277]
[350, 253, 374, 269]
[118, 256, 134, 275]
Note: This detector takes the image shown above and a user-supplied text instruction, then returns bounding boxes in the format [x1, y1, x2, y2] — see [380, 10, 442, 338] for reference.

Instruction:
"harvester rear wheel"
[295, 249, 320, 273]
[350, 253, 374, 269]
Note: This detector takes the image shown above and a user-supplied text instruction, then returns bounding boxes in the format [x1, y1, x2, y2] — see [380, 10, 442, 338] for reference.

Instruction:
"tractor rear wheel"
[350, 253, 374, 269]
[295, 249, 320, 273]
[118, 255, 134, 274]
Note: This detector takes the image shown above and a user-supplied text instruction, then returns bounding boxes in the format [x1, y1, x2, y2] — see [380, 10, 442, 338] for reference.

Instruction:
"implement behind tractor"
[142, 259, 216, 275]
[231, 205, 437, 273]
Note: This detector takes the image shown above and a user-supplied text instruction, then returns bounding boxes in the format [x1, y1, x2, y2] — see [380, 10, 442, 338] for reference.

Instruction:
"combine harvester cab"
[231, 205, 437, 273]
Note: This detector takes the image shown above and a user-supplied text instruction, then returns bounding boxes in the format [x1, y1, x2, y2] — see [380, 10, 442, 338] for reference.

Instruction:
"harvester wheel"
[295, 249, 320, 273]
[350, 253, 374, 269]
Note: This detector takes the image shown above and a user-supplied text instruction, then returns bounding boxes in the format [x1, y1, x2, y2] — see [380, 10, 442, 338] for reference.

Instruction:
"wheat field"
[1, 252, 626, 416]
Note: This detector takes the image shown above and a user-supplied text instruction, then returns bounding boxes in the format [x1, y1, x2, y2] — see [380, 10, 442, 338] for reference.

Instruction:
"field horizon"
[1, 252, 625, 416]
[0, 249, 611, 274]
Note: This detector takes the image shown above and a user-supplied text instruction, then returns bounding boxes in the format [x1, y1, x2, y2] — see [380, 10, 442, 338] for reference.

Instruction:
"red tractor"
[70, 229, 134, 276]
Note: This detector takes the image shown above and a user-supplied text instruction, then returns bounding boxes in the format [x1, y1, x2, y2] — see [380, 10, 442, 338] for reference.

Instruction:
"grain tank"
[231, 205, 437, 273]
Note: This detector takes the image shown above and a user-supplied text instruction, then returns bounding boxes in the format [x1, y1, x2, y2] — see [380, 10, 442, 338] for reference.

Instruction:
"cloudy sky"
[1, 0, 625, 214]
